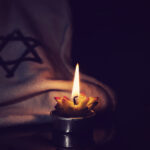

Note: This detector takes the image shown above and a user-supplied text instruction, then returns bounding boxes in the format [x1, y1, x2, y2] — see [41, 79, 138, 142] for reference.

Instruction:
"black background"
[70, 1, 148, 149]
[0, 1, 148, 150]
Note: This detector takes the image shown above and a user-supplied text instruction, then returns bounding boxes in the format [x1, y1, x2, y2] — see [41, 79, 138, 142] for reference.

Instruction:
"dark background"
[70, 1, 148, 149]
[0, 1, 148, 150]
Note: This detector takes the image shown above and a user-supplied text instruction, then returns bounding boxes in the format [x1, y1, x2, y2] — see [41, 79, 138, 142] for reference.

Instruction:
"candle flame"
[71, 63, 80, 98]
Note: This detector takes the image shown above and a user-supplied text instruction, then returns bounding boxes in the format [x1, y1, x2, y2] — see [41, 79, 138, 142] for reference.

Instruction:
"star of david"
[0, 30, 43, 78]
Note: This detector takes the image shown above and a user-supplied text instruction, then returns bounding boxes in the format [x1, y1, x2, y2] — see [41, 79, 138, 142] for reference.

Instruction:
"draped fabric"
[0, 0, 116, 127]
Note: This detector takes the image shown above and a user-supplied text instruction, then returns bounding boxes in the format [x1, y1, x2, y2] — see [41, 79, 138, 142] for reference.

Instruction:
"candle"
[52, 63, 97, 147]
[54, 63, 99, 117]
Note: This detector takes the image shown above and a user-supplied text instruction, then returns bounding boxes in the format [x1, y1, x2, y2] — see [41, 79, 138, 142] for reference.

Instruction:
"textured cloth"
[0, 0, 115, 127]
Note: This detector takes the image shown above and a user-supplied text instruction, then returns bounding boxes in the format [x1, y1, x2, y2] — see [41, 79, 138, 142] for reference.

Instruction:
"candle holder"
[51, 110, 96, 148]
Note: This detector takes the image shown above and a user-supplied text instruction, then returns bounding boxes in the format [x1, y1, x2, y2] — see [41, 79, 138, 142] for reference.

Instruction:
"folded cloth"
[0, 0, 116, 127]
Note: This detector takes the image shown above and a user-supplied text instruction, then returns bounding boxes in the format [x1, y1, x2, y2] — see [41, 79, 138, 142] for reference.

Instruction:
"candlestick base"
[51, 111, 95, 148]
[52, 130, 94, 148]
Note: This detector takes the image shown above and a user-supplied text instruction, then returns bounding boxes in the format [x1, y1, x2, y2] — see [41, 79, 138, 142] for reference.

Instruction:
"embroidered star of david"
[0, 30, 43, 78]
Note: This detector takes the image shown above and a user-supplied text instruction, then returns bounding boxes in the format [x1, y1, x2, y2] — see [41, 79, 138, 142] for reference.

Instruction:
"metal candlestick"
[51, 111, 95, 148]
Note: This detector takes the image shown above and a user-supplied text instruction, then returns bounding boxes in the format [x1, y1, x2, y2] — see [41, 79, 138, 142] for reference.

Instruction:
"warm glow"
[71, 63, 80, 98]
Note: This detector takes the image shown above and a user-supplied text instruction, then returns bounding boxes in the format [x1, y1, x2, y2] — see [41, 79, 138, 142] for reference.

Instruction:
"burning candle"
[54, 63, 99, 117]
[52, 63, 98, 147]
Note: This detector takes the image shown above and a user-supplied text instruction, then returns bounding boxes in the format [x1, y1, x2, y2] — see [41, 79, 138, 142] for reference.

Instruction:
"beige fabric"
[0, 0, 116, 127]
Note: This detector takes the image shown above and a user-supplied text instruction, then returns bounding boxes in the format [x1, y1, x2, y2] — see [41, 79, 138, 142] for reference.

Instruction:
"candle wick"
[73, 96, 78, 105]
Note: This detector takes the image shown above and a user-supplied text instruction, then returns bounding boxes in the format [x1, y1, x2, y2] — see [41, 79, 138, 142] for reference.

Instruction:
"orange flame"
[71, 63, 80, 99]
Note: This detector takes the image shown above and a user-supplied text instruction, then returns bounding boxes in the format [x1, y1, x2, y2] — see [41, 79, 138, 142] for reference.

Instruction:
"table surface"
[0, 116, 116, 150]
[0, 114, 145, 150]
